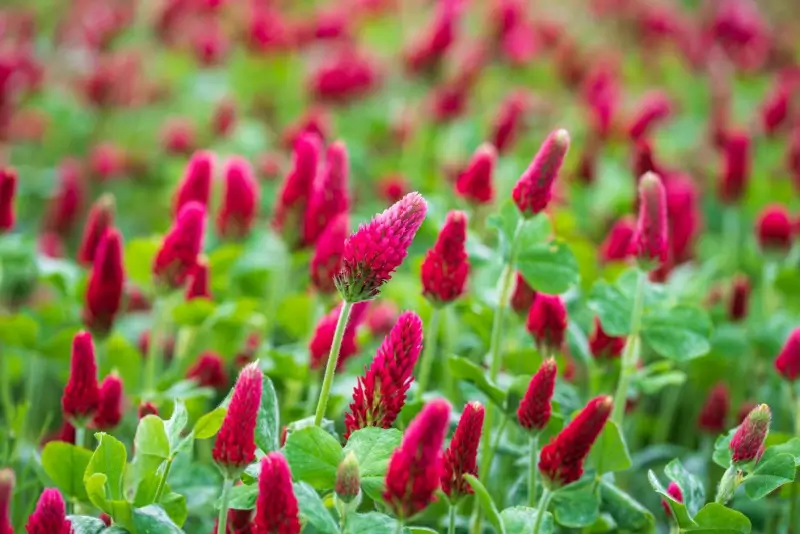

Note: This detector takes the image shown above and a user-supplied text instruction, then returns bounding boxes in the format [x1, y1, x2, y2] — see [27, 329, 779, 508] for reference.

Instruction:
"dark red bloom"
[273, 133, 321, 248]
[404, 1, 458, 74]
[378, 175, 408, 204]
[366, 301, 398, 337]
[665, 174, 701, 265]
[344, 311, 423, 438]
[730, 403, 770, 464]
[25, 488, 70, 534]
[62, 331, 100, 422]
[44, 159, 84, 236]
[491, 91, 528, 154]
[303, 141, 350, 246]
[91, 373, 124, 430]
[627, 91, 672, 140]
[384, 399, 450, 518]
[789, 128, 800, 192]
[633, 172, 668, 268]
[0, 167, 16, 232]
[600, 216, 635, 263]
[281, 107, 329, 149]
[218, 156, 259, 240]
[510, 272, 536, 315]
[421, 211, 469, 305]
[0, 470, 13, 534]
[698, 382, 730, 433]
[756, 204, 792, 253]
[526, 294, 567, 354]
[517, 358, 557, 431]
[89, 142, 127, 182]
[309, 302, 369, 371]
[174, 151, 214, 215]
[710, 0, 770, 70]
[718, 130, 750, 204]
[442, 401, 484, 500]
[187, 352, 228, 390]
[335, 452, 360, 504]
[538, 395, 612, 488]
[77, 194, 115, 265]
[153, 202, 206, 289]
[161, 118, 196, 155]
[775, 328, 800, 381]
[138, 402, 158, 419]
[335, 192, 428, 302]
[186, 259, 211, 300]
[213, 363, 262, 474]
[589, 318, 625, 360]
[430, 83, 468, 123]
[632, 139, 663, 182]
[729, 275, 749, 322]
[253, 452, 301, 534]
[760, 82, 790, 136]
[309, 47, 379, 104]
[455, 144, 496, 205]
[661, 481, 683, 518]
[512, 129, 571, 217]
[84, 228, 125, 333]
[310, 214, 348, 294]
[212, 97, 236, 138]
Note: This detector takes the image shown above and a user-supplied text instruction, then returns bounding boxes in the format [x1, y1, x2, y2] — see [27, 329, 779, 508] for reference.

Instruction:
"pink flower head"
[665, 174, 701, 265]
[366, 301, 399, 337]
[185, 259, 211, 300]
[213, 362, 263, 474]
[0, 167, 16, 232]
[217, 156, 259, 239]
[421, 211, 469, 305]
[91, 373, 124, 430]
[510, 272, 537, 315]
[730, 403, 770, 464]
[698, 382, 730, 434]
[538, 395, 612, 488]
[589, 317, 625, 360]
[775, 328, 800, 382]
[89, 142, 127, 182]
[378, 175, 409, 204]
[62, 331, 100, 422]
[526, 294, 567, 354]
[138, 402, 158, 419]
[153, 202, 206, 289]
[212, 97, 236, 138]
[718, 130, 750, 204]
[491, 91, 528, 154]
[633, 172, 668, 268]
[335, 192, 428, 302]
[25, 488, 70, 534]
[38, 232, 64, 259]
[456, 143, 496, 205]
[512, 129, 570, 217]
[84, 228, 125, 334]
[517, 358, 557, 431]
[309, 47, 379, 104]
[600, 216, 635, 263]
[174, 151, 214, 215]
[661, 481, 683, 518]
[187, 352, 228, 390]
[344, 311, 423, 438]
[44, 159, 84, 236]
[760, 81, 789, 136]
[0, 470, 13, 534]
[273, 133, 321, 248]
[632, 138, 663, 181]
[77, 194, 115, 265]
[309, 302, 369, 371]
[627, 91, 672, 140]
[282, 106, 330, 149]
[253, 452, 301, 534]
[404, 1, 458, 75]
[303, 140, 350, 246]
[442, 401, 484, 500]
[384, 399, 450, 518]
[729, 275, 749, 322]
[756, 204, 792, 254]
[161, 117, 196, 156]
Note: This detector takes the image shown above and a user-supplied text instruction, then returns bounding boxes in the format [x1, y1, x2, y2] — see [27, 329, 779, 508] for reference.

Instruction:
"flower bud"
[512, 129, 570, 217]
[633, 172, 667, 268]
[775, 328, 800, 382]
[0, 167, 17, 233]
[698, 382, 729, 434]
[661, 481, 683, 519]
[526, 294, 567, 354]
[455, 144, 496, 205]
[730, 403, 770, 464]
[755, 204, 792, 254]
[517, 359, 557, 432]
[335, 451, 361, 504]
[25, 488, 71, 534]
[77, 194, 115, 266]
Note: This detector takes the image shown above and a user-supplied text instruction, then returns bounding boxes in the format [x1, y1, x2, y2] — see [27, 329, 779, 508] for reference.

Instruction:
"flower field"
[1, 0, 800, 533]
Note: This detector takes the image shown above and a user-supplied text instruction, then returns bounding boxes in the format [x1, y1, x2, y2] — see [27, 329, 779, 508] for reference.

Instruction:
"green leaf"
[343, 427, 402, 501]
[587, 281, 632, 336]
[487, 200, 522, 260]
[742, 453, 796, 500]
[346, 512, 399, 534]
[165, 401, 189, 454]
[294, 482, 339, 534]
[664, 459, 705, 516]
[588, 421, 631, 475]
[405, 528, 439, 534]
[124, 237, 161, 288]
[134, 415, 170, 460]
[84, 473, 133, 526]
[598, 481, 655, 532]
[517, 240, 579, 295]
[552, 487, 599, 527]
[194, 407, 227, 439]
[641, 306, 711, 361]
[131, 504, 184, 534]
[712, 429, 735, 469]
[501, 506, 554, 534]
[284, 426, 342, 490]
[464, 474, 506, 534]
[448, 355, 505, 408]
[41, 441, 92, 501]
[760, 438, 800, 467]
[255, 375, 280, 453]
[65, 515, 107, 534]
[172, 298, 216, 326]
[160, 491, 188, 527]
[0, 313, 39, 348]
[691, 503, 751, 533]
[647, 470, 696, 528]
[225, 483, 258, 510]
[85, 433, 127, 501]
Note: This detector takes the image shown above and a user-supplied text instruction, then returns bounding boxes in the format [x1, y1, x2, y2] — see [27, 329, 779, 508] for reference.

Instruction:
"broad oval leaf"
[587, 280, 632, 336]
[517, 241, 579, 295]
[134, 415, 170, 460]
[255, 375, 280, 453]
[664, 458, 705, 516]
[741, 453, 796, 500]
[346, 512, 399, 534]
[641, 306, 711, 361]
[599, 481, 655, 532]
[85, 433, 127, 501]
[294, 481, 339, 534]
[501, 506, 554, 534]
[692, 503, 751, 533]
[552, 487, 599, 527]
[284, 426, 343, 490]
[588, 421, 631, 475]
[342, 427, 402, 501]
[41, 442, 93, 502]
[448, 355, 505, 408]
[194, 407, 227, 440]
[65, 515, 107, 534]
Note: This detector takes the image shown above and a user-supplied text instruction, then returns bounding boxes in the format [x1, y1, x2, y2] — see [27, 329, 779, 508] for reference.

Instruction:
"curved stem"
[448, 503, 457, 534]
[611, 269, 647, 426]
[416, 308, 442, 400]
[528, 434, 539, 507]
[314, 301, 354, 426]
[153, 457, 173, 503]
[145, 298, 166, 399]
[217, 477, 233, 534]
[532, 489, 553, 534]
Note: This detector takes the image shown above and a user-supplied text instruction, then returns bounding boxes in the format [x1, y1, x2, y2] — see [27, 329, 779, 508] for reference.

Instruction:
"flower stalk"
[528, 434, 539, 507]
[611, 268, 646, 425]
[216, 476, 233, 534]
[314, 300, 353, 425]
[532, 489, 553, 534]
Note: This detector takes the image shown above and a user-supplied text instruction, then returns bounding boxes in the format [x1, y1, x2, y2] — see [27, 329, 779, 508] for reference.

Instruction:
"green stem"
[532, 489, 553, 534]
[448, 503, 457, 534]
[416, 307, 442, 400]
[789, 389, 800, 531]
[314, 301, 354, 426]
[611, 269, 647, 426]
[153, 457, 173, 503]
[528, 434, 539, 507]
[724, 206, 739, 274]
[761, 260, 777, 321]
[0, 346, 13, 427]
[652, 384, 681, 445]
[217, 477, 234, 534]
[479, 416, 508, 482]
[75, 425, 86, 449]
[145, 298, 167, 399]
[395, 519, 404, 534]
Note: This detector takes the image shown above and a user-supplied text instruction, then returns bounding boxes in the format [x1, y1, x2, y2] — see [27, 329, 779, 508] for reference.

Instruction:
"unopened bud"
[336, 451, 361, 505]
[730, 404, 771, 464]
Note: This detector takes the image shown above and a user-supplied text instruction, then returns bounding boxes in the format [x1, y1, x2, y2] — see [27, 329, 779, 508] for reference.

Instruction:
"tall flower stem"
[448, 503, 457, 534]
[416, 307, 442, 399]
[528, 434, 539, 507]
[611, 269, 647, 425]
[532, 488, 553, 534]
[216, 476, 234, 534]
[145, 298, 167, 399]
[314, 301, 354, 426]
[75, 425, 85, 450]
[153, 457, 173, 503]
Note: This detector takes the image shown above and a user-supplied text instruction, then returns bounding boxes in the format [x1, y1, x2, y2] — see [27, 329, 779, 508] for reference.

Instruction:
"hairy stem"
[217, 477, 234, 534]
[611, 269, 647, 426]
[532, 489, 553, 534]
[314, 301, 354, 426]
[448, 503, 457, 534]
[528, 434, 540, 507]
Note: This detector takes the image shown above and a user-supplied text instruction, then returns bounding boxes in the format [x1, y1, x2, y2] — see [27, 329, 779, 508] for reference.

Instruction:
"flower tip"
[639, 171, 662, 191]
[553, 128, 571, 147]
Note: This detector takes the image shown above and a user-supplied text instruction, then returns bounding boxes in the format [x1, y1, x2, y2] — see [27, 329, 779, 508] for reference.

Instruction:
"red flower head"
[378, 175, 408, 204]
[384, 398, 450, 518]
[421, 211, 469, 305]
[600, 216, 635, 263]
[191, 19, 229, 67]
[718, 130, 750, 204]
[62, 331, 100, 422]
[218, 156, 259, 239]
[303, 141, 350, 246]
[775, 328, 800, 382]
[526, 294, 567, 354]
[187, 352, 228, 390]
[213, 362, 263, 474]
[253, 452, 301, 534]
[456, 143, 496, 205]
[89, 142, 127, 182]
[0, 167, 16, 232]
[91, 373, 124, 430]
[138, 402, 158, 419]
[442, 401, 484, 500]
[335, 192, 428, 302]
[665, 174, 701, 265]
[309, 47, 379, 104]
[282, 107, 330, 149]
[44, 159, 84, 236]
[430, 82, 468, 124]
[186, 258, 211, 300]
[491, 91, 528, 154]
[517, 358, 557, 431]
[510, 272, 537, 315]
[789, 128, 800, 192]
[760, 82, 789, 136]
[756, 204, 792, 254]
[730, 403, 770, 464]
[273, 133, 321, 248]
[366, 301, 399, 337]
[538, 395, 612, 488]
[661, 481, 683, 518]
[632, 139, 663, 182]
[84, 228, 125, 334]
[161, 118, 196, 156]
[212, 97, 236, 138]
[309, 302, 369, 371]
[310, 214, 348, 294]
[174, 151, 214, 216]
[344, 311, 423, 438]
[633, 172, 668, 268]
[729, 275, 749, 322]
[404, 1, 458, 75]
[627, 91, 672, 141]
[698, 382, 730, 434]
[77, 194, 115, 265]
[589, 317, 625, 360]
[214, 508, 253, 534]
[512, 129, 571, 218]
[38, 232, 64, 259]
[153, 201, 206, 289]
[0, 470, 13, 534]
[25, 488, 70, 534]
